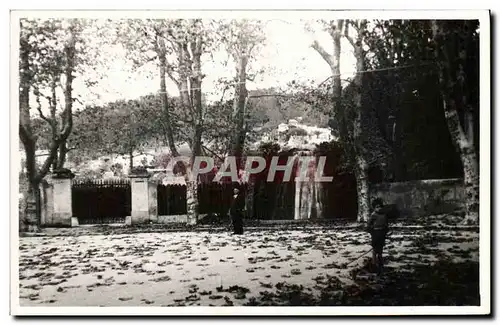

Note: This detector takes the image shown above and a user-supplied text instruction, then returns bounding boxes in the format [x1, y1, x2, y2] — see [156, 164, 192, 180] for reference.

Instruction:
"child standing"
[367, 198, 389, 274]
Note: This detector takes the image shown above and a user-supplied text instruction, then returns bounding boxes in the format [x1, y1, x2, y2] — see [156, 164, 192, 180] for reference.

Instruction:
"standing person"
[367, 198, 389, 275]
[229, 186, 245, 235]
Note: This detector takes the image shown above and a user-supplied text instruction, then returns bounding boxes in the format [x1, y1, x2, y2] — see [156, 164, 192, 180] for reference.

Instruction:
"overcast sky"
[70, 19, 358, 108]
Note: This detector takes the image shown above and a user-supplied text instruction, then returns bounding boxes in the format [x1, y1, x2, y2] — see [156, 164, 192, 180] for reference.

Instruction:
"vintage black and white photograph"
[11, 10, 490, 316]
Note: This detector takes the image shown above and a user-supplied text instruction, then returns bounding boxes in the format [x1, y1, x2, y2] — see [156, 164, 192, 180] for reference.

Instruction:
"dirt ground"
[17, 218, 480, 307]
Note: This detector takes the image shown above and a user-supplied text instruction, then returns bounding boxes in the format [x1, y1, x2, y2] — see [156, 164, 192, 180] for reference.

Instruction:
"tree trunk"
[56, 141, 67, 169]
[230, 55, 249, 169]
[354, 157, 370, 222]
[245, 180, 254, 219]
[330, 21, 350, 144]
[19, 36, 40, 232]
[392, 114, 404, 181]
[432, 20, 479, 224]
[350, 21, 370, 223]
[186, 177, 199, 225]
[186, 126, 202, 224]
[22, 141, 39, 231]
[19, 141, 42, 232]
[25, 182, 41, 232]
[461, 146, 479, 223]
[21, 138, 59, 232]
[60, 23, 75, 142]
[18, 19, 78, 232]
[440, 101, 479, 223]
[186, 43, 204, 225]
[50, 76, 59, 172]
[311, 21, 352, 221]
[52, 152, 59, 171]
[129, 147, 134, 170]
[189, 128, 202, 224]
[158, 37, 179, 157]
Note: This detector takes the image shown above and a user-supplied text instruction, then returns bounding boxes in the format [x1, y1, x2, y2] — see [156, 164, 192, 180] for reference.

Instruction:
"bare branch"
[218, 83, 231, 103]
[203, 144, 225, 162]
[344, 20, 356, 48]
[33, 87, 51, 125]
[73, 97, 84, 106]
[35, 140, 59, 183]
[327, 20, 344, 40]
[311, 40, 334, 68]
[165, 62, 180, 86]
[348, 19, 364, 34]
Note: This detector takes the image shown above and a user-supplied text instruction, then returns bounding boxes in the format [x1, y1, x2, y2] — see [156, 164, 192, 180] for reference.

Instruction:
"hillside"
[57, 118, 335, 179]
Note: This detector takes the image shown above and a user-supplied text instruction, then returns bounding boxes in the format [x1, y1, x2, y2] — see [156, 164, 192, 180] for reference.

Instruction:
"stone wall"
[371, 178, 465, 217]
[158, 215, 189, 224]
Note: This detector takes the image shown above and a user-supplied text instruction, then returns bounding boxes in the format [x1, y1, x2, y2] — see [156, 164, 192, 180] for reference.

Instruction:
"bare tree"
[311, 19, 391, 222]
[118, 19, 179, 157]
[343, 19, 371, 223]
[218, 20, 266, 166]
[432, 20, 479, 224]
[19, 19, 79, 231]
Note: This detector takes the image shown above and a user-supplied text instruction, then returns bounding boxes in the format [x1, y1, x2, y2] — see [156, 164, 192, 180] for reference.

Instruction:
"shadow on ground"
[245, 259, 480, 306]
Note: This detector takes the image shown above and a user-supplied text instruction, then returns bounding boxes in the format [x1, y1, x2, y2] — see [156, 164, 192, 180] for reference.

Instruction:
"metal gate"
[198, 182, 246, 215]
[72, 179, 131, 224]
[157, 184, 187, 215]
[253, 181, 296, 220]
[157, 182, 247, 216]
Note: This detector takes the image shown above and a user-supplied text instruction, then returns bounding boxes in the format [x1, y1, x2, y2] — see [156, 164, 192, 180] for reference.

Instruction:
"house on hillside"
[251, 119, 337, 151]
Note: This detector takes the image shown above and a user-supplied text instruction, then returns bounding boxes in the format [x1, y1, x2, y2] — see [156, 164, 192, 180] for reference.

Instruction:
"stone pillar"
[51, 169, 75, 227]
[129, 168, 151, 225]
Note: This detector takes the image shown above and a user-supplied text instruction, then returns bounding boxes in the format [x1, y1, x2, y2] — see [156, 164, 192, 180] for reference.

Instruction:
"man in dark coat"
[229, 186, 245, 235]
[367, 197, 389, 274]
